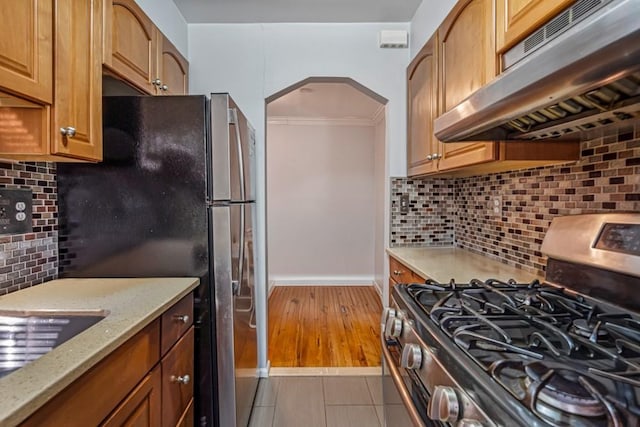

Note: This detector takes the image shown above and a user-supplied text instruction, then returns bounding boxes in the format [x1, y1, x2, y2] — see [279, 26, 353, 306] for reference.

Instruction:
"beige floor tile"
[323, 377, 373, 405]
[365, 376, 383, 406]
[249, 406, 275, 427]
[325, 405, 381, 427]
[272, 377, 326, 427]
[374, 405, 384, 426]
[255, 378, 280, 407]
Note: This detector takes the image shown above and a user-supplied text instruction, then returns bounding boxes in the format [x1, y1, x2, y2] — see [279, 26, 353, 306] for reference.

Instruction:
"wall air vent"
[504, 0, 610, 69]
[378, 30, 408, 48]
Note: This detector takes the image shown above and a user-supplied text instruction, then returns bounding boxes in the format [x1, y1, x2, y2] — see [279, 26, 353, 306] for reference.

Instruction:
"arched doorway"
[265, 77, 388, 372]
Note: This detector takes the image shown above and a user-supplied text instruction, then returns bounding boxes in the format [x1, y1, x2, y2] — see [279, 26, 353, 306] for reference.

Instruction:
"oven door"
[381, 335, 447, 427]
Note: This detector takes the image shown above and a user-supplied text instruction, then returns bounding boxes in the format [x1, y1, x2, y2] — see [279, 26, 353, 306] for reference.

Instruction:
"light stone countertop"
[387, 247, 543, 283]
[0, 277, 199, 427]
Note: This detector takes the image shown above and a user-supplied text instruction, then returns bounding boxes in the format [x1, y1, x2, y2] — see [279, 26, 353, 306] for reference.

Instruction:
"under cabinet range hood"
[434, 0, 640, 142]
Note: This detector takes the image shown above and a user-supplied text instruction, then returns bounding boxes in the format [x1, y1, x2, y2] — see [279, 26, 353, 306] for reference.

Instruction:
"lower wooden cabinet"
[20, 293, 194, 427]
[389, 256, 425, 296]
[101, 365, 162, 427]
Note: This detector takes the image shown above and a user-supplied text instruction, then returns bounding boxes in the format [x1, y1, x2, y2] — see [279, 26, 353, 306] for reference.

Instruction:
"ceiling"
[267, 83, 384, 121]
[173, 0, 422, 23]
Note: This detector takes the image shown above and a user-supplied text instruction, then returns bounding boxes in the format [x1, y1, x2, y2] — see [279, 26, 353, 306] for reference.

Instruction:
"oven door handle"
[381, 335, 427, 427]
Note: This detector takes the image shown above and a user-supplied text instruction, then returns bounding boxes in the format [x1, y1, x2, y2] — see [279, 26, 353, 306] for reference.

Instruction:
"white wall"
[136, 0, 189, 57]
[267, 121, 376, 285]
[409, 0, 457, 61]
[373, 114, 386, 295]
[189, 23, 409, 372]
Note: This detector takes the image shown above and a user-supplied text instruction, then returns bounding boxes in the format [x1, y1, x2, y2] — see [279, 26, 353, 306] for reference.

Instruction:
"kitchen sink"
[0, 309, 107, 379]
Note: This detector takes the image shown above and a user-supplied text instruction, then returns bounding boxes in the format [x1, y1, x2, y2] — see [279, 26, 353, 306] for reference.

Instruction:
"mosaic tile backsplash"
[0, 162, 57, 294]
[390, 178, 455, 246]
[391, 126, 640, 277]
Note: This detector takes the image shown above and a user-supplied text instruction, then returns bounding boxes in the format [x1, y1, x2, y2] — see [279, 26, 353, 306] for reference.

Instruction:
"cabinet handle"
[173, 314, 189, 324]
[161, 84, 169, 91]
[171, 374, 190, 385]
[152, 78, 162, 86]
[60, 127, 76, 138]
[426, 155, 433, 160]
[393, 270, 402, 276]
[432, 153, 441, 160]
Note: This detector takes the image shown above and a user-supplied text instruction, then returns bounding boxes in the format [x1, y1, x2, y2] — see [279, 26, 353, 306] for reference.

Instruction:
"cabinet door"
[104, 0, 158, 95]
[157, 31, 189, 96]
[101, 366, 162, 427]
[407, 33, 439, 177]
[162, 327, 194, 427]
[496, 0, 576, 53]
[438, 0, 497, 171]
[0, 0, 52, 104]
[51, 0, 102, 161]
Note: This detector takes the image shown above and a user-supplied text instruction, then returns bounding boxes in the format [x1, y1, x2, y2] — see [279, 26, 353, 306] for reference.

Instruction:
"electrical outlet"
[400, 194, 410, 214]
[491, 195, 502, 216]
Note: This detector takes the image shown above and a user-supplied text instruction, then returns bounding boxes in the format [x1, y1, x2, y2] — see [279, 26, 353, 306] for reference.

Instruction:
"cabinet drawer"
[162, 327, 194, 426]
[161, 293, 193, 355]
[389, 257, 416, 284]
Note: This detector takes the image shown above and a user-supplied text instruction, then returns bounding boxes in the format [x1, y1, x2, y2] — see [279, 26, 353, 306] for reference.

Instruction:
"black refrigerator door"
[57, 95, 216, 426]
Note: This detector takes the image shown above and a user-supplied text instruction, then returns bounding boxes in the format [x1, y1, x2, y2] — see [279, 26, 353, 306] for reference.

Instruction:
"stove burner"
[523, 362, 606, 417]
[572, 319, 608, 341]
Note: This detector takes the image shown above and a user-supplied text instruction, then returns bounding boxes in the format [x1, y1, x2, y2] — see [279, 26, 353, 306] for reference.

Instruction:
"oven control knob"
[400, 344, 422, 370]
[457, 420, 484, 427]
[385, 316, 403, 338]
[428, 386, 460, 423]
[381, 307, 396, 330]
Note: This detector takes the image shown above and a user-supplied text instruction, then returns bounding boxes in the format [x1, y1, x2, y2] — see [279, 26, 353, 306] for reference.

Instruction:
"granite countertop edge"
[0, 277, 199, 427]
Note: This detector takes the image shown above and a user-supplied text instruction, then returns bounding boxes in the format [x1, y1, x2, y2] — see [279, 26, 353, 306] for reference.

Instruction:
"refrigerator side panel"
[210, 205, 237, 427]
[210, 94, 232, 202]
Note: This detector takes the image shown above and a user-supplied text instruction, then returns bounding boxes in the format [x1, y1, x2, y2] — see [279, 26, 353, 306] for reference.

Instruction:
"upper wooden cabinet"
[52, 0, 103, 161]
[407, 33, 439, 177]
[0, 0, 102, 161]
[104, 0, 189, 96]
[0, 0, 53, 104]
[438, 0, 497, 172]
[104, 0, 158, 94]
[156, 31, 189, 96]
[496, 0, 576, 53]
[406, 0, 580, 177]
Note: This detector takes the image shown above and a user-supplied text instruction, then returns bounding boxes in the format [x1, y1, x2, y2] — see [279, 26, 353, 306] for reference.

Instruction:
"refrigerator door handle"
[230, 108, 246, 201]
[237, 202, 246, 298]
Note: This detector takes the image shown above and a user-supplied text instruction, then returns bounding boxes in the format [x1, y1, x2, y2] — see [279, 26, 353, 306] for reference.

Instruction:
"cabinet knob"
[426, 155, 433, 160]
[152, 78, 162, 86]
[161, 84, 169, 91]
[393, 270, 402, 276]
[60, 127, 76, 138]
[432, 153, 441, 160]
[171, 374, 190, 385]
[173, 314, 189, 324]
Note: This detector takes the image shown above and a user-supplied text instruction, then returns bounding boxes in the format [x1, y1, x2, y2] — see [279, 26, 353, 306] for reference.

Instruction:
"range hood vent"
[434, 0, 640, 142]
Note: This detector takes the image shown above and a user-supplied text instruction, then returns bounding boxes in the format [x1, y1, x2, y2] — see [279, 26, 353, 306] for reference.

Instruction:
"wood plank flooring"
[268, 286, 382, 367]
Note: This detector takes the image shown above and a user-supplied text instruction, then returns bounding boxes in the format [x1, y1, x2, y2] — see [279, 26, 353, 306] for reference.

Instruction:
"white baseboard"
[258, 360, 271, 378]
[268, 366, 381, 376]
[270, 276, 376, 286]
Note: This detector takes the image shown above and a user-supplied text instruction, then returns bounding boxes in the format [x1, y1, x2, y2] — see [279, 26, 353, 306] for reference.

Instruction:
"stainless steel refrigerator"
[57, 93, 259, 427]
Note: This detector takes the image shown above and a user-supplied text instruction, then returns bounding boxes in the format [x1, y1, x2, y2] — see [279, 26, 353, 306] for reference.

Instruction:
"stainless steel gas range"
[382, 213, 640, 427]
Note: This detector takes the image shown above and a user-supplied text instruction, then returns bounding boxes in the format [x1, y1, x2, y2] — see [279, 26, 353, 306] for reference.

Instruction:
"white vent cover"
[378, 30, 408, 48]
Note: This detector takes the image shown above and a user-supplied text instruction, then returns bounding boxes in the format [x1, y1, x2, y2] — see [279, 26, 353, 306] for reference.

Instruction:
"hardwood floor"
[268, 286, 382, 367]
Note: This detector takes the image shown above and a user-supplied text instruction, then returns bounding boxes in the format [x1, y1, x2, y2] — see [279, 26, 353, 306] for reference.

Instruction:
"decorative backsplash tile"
[391, 125, 640, 277]
[0, 162, 57, 294]
[390, 178, 455, 246]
